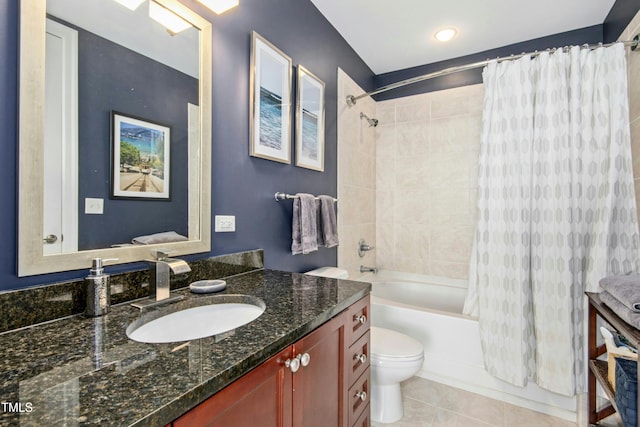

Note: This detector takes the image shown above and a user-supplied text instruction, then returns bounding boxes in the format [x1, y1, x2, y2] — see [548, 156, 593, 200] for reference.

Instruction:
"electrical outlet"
[215, 215, 236, 232]
[85, 198, 104, 214]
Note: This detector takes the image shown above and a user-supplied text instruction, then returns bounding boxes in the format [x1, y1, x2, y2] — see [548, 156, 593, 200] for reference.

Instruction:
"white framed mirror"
[18, 0, 212, 276]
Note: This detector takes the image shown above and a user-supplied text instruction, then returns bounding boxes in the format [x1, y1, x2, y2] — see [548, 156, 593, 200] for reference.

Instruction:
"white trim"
[45, 18, 78, 254]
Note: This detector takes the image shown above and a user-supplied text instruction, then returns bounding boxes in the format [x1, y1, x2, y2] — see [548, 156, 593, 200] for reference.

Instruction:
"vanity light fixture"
[113, 0, 145, 10]
[435, 28, 457, 42]
[149, 0, 192, 35]
[197, 0, 239, 14]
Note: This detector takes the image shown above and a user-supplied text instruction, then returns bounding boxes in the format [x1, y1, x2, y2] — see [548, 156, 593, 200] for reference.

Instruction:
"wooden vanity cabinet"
[173, 295, 371, 427]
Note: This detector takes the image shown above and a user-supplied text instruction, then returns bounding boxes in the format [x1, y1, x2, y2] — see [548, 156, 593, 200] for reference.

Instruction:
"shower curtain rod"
[346, 35, 640, 106]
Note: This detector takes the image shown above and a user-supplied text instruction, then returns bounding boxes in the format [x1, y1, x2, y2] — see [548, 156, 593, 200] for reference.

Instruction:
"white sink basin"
[127, 295, 265, 344]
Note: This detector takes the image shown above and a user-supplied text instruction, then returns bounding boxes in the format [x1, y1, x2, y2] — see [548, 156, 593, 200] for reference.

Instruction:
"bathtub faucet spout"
[360, 265, 378, 274]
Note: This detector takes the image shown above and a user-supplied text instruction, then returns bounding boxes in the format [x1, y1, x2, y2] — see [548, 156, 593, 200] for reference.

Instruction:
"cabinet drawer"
[348, 370, 370, 426]
[348, 296, 370, 344]
[351, 403, 370, 427]
[347, 330, 370, 386]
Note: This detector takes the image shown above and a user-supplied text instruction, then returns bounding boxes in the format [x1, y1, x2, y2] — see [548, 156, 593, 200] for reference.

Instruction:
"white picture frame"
[295, 65, 325, 171]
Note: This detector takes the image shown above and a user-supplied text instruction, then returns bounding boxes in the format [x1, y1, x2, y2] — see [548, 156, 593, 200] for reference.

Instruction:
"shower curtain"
[464, 43, 640, 396]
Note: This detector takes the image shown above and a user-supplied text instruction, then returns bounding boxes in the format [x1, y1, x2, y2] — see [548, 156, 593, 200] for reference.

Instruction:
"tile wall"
[375, 85, 483, 279]
[337, 69, 377, 278]
[624, 10, 640, 217]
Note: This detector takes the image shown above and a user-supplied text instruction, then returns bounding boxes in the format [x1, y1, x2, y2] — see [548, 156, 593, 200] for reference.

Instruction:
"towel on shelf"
[599, 274, 640, 312]
[131, 231, 188, 245]
[599, 290, 640, 330]
[291, 193, 318, 255]
[316, 195, 339, 248]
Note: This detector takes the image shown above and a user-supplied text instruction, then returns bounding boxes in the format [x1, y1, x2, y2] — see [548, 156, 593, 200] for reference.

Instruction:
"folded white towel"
[291, 194, 318, 255]
[132, 231, 188, 245]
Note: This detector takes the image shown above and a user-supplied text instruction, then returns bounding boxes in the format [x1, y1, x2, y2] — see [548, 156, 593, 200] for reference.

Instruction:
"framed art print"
[111, 111, 171, 200]
[249, 31, 292, 164]
[295, 65, 325, 171]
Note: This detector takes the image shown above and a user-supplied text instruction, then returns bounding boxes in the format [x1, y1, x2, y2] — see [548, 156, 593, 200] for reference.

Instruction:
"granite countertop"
[0, 269, 370, 427]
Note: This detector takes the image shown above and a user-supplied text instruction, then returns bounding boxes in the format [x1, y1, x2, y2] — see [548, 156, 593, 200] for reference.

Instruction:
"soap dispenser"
[85, 258, 118, 317]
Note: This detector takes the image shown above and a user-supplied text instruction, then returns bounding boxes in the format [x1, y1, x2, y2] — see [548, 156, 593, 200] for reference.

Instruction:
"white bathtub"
[358, 270, 578, 422]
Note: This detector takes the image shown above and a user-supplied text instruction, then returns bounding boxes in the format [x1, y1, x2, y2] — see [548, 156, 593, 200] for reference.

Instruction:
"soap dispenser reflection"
[85, 258, 118, 317]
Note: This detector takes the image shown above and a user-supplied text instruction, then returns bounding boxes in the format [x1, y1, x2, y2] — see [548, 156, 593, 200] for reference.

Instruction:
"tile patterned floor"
[371, 377, 624, 427]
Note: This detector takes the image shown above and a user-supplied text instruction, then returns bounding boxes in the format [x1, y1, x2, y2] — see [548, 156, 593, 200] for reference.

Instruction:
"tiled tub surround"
[0, 250, 265, 333]
[375, 85, 483, 280]
[0, 268, 370, 426]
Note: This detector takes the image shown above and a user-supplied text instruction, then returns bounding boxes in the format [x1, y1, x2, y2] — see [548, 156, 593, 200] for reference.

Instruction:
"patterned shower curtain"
[463, 43, 640, 396]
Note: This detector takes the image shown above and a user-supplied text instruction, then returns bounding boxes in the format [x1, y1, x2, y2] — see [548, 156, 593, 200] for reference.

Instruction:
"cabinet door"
[292, 312, 347, 427]
[173, 346, 294, 427]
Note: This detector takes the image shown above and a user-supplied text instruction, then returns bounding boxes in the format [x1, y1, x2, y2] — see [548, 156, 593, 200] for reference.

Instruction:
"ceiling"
[310, 0, 617, 75]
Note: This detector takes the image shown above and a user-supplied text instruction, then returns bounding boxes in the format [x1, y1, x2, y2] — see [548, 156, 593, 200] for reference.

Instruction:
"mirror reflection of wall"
[44, 0, 199, 253]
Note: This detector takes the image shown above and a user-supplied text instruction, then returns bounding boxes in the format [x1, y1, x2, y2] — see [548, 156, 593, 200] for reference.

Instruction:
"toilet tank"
[305, 267, 349, 279]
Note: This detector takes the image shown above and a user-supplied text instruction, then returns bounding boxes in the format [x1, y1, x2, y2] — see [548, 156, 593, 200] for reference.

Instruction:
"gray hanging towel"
[291, 193, 318, 255]
[317, 195, 339, 248]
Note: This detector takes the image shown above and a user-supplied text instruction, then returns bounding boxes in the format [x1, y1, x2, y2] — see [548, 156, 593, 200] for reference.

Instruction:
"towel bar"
[274, 192, 338, 202]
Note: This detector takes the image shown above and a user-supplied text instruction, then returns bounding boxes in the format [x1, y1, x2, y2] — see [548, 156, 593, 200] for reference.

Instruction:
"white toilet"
[305, 267, 425, 424]
[370, 326, 424, 423]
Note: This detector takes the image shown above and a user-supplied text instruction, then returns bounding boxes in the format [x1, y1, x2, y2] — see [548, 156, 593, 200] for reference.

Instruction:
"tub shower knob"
[358, 239, 375, 258]
[354, 353, 367, 364]
[355, 390, 367, 402]
[299, 352, 311, 367]
[285, 357, 300, 373]
[353, 314, 367, 325]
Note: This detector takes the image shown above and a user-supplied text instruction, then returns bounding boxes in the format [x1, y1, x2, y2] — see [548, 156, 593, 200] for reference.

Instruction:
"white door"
[44, 19, 78, 254]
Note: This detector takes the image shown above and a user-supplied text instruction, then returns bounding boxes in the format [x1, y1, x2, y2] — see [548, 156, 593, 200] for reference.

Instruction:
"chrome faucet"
[131, 250, 191, 309]
[360, 265, 378, 274]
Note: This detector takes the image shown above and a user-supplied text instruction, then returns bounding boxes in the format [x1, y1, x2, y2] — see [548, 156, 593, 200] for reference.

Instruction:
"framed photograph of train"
[295, 65, 325, 171]
[249, 31, 292, 164]
[111, 111, 171, 200]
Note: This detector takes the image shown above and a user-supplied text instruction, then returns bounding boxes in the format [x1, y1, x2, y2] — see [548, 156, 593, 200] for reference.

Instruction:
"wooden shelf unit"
[587, 292, 640, 426]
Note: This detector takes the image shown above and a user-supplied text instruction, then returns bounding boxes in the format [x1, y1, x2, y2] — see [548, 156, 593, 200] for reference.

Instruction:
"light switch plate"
[215, 215, 235, 232]
[85, 198, 104, 214]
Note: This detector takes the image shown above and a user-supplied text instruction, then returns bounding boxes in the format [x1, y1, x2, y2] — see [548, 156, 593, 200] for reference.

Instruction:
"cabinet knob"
[285, 357, 300, 373]
[354, 353, 367, 364]
[353, 314, 367, 325]
[299, 352, 311, 367]
[354, 390, 367, 402]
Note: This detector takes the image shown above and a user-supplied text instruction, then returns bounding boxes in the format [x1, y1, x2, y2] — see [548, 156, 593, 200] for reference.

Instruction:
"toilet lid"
[371, 326, 423, 358]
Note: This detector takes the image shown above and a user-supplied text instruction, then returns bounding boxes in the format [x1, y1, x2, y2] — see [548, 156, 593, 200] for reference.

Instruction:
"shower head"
[360, 112, 379, 127]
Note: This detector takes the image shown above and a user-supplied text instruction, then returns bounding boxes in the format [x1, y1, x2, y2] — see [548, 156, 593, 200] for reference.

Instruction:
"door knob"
[43, 234, 58, 244]
[355, 390, 367, 401]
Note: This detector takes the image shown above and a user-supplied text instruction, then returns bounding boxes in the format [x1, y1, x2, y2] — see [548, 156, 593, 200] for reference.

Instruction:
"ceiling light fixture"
[113, 0, 145, 10]
[149, 1, 192, 35]
[197, 0, 239, 14]
[435, 28, 457, 42]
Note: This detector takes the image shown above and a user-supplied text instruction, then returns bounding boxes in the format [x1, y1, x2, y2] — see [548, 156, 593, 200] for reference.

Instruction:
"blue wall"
[76, 27, 198, 249]
[0, 0, 374, 291]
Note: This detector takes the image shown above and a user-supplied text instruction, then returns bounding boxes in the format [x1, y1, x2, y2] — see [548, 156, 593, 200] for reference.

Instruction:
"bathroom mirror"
[18, 0, 212, 276]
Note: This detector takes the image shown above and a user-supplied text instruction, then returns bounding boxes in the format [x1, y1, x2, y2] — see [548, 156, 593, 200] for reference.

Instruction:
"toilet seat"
[370, 326, 423, 359]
